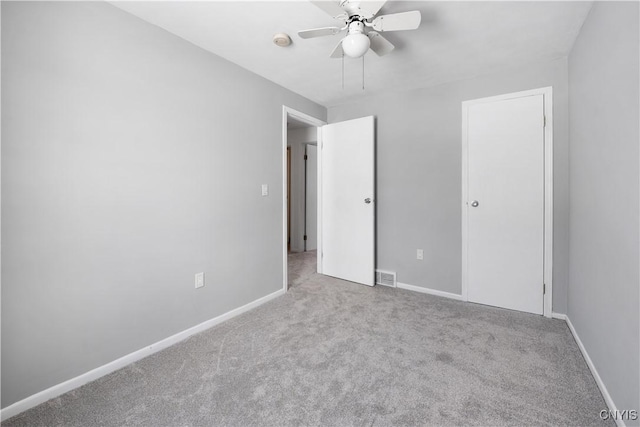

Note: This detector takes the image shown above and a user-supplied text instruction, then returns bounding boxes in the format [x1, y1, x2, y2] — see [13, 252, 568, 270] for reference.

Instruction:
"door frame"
[461, 87, 553, 318]
[282, 106, 326, 292]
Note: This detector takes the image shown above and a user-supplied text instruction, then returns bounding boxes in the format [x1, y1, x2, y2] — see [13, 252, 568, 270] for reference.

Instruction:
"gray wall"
[1, 1, 325, 408]
[328, 57, 570, 313]
[568, 1, 639, 418]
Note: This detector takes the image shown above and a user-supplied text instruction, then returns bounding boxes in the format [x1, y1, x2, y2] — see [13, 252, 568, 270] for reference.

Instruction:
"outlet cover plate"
[195, 272, 204, 288]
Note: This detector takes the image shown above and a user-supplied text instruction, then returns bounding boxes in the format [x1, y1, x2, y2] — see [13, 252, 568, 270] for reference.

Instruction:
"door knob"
[364, 198, 372, 204]
[471, 200, 479, 207]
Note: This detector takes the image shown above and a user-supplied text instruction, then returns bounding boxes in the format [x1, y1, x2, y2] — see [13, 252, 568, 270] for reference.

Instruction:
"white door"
[321, 116, 375, 286]
[305, 144, 318, 251]
[465, 94, 545, 315]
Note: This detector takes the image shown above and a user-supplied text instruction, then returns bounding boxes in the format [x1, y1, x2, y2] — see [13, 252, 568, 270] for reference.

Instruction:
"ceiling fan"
[298, 0, 421, 59]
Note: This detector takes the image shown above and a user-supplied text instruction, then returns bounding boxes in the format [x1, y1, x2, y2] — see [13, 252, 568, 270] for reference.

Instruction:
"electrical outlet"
[195, 272, 204, 289]
[417, 249, 424, 260]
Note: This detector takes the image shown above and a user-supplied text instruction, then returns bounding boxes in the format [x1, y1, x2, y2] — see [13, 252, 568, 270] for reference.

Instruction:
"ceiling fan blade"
[329, 39, 344, 58]
[372, 10, 421, 32]
[367, 31, 394, 56]
[298, 27, 341, 39]
[358, 0, 387, 18]
[310, 1, 347, 20]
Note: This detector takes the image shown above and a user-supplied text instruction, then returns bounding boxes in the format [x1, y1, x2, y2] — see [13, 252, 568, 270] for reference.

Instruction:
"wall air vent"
[375, 270, 397, 288]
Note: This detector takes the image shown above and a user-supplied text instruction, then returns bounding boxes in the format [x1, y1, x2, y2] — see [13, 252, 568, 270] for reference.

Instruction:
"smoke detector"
[273, 33, 292, 47]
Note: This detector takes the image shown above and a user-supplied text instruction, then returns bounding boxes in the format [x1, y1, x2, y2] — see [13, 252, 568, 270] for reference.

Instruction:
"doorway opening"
[282, 107, 325, 291]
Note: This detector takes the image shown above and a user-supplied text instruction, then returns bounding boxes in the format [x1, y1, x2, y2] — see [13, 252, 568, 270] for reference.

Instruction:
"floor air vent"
[375, 270, 397, 287]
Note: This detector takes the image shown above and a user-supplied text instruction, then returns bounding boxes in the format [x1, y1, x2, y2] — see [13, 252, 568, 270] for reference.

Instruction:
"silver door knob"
[364, 198, 372, 204]
[471, 200, 479, 207]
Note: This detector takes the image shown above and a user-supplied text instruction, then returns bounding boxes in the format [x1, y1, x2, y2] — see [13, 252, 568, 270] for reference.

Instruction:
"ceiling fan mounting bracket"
[346, 15, 365, 23]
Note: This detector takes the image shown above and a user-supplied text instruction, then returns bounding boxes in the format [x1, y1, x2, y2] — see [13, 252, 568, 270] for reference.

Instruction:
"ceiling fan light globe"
[342, 33, 370, 58]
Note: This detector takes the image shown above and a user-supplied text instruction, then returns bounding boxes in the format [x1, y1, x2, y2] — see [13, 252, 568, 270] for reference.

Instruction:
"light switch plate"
[261, 184, 269, 196]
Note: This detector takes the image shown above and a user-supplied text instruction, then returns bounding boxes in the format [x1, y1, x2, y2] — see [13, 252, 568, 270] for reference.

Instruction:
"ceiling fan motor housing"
[347, 20, 365, 35]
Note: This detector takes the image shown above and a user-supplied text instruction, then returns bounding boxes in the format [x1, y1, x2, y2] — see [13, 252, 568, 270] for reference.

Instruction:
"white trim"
[551, 312, 567, 321]
[282, 108, 288, 291]
[461, 102, 469, 301]
[542, 88, 554, 318]
[0, 288, 285, 422]
[563, 316, 625, 427]
[281, 106, 326, 291]
[316, 126, 324, 274]
[397, 282, 464, 301]
[461, 87, 554, 318]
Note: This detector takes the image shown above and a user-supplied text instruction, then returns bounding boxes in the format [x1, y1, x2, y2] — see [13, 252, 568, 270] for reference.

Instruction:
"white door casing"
[320, 116, 375, 286]
[462, 88, 553, 317]
[282, 106, 326, 291]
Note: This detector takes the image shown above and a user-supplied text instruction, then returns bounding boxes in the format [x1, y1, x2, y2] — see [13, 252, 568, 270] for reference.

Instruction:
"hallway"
[288, 250, 317, 289]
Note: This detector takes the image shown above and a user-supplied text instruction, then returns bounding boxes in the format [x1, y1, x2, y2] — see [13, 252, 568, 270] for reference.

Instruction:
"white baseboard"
[3, 289, 625, 427]
[0, 288, 285, 422]
[396, 282, 464, 301]
[563, 315, 625, 427]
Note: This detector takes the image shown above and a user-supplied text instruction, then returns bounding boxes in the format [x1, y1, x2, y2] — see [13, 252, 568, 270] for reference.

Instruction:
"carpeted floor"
[3, 250, 611, 426]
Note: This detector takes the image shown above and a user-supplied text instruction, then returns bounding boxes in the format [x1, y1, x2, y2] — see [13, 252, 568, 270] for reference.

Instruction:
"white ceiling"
[111, 1, 593, 107]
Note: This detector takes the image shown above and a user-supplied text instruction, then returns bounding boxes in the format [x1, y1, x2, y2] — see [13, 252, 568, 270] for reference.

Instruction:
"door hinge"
[543, 283, 546, 294]
[304, 154, 308, 160]
[303, 235, 307, 241]
[543, 115, 547, 127]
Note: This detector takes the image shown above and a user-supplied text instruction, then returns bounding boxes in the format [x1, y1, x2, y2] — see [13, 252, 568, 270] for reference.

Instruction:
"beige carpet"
[3, 251, 611, 426]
